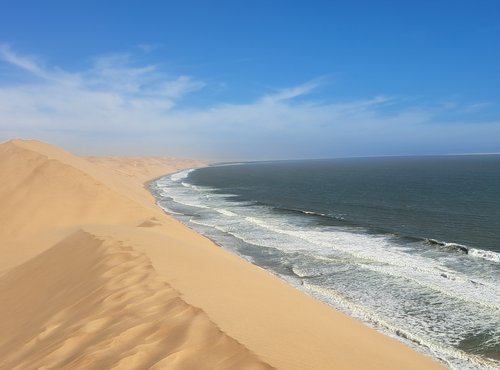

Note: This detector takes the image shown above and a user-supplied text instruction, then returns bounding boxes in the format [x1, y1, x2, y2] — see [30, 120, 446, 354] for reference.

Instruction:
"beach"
[0, 139, 445, 369]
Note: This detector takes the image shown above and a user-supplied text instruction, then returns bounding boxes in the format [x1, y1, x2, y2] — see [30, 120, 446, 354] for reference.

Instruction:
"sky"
[0, 1, 499, 160]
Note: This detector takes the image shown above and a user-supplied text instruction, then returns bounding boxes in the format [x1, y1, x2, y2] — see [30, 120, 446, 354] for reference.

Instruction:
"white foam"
[215, 208, 237, 217]
[190, 219, 216, 228]
[242, 218, 500, 310]
[469, 248, 500, 263]
[167, 195, 210, 209]
[159, 182, 500, 311]
[302, 282, 499, 370]
[158, 204, 184, 216]
[170, 169, 194, 182]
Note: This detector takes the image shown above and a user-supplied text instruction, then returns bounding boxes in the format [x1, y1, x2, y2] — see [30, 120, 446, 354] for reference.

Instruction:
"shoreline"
[152, 165, 499, 370]
[0, 139, 445, 369]
[149, 168, 451, 369]
[154, 169, 447, 366]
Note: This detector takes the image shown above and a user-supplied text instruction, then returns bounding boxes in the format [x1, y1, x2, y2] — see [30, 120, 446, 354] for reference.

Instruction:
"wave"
[273, 208, 500, 265]
[170, 169, 194, 182]
[165, 194, 210, 209]
[426, 238, 500, 263]
[275, 207, 327, 217]
[241, 216, 500, 310]
[157, 204, 185, 216]
[165, 173, 500, 268]
[426, 238, 469, 253]
[180, 181, 203, 191]
[272, 206, 345, 221]
[215, 208, 237, 217]
[276, 206, 500, 265]
[160, 173, 500, 268]
[468, 248, 500, 263]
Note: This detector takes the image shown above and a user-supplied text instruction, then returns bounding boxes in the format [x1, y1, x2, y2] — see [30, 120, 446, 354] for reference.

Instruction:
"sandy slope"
[0, 139, 445, 369]
[0, 230, 269, 369]
[85, 156, 206, 184]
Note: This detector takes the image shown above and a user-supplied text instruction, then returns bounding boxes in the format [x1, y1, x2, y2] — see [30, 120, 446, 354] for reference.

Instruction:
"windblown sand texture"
[0, 139, 445, 369]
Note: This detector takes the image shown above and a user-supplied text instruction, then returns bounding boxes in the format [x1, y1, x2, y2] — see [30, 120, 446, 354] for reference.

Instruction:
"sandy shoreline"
[0, 139, 445, 369]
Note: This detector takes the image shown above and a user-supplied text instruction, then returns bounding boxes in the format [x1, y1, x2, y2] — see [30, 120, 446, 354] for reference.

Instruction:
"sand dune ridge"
[0, 228, 271, 369]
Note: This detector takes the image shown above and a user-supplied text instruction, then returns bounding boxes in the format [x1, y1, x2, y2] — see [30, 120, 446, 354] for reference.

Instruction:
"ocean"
[150, 155, 500, 370]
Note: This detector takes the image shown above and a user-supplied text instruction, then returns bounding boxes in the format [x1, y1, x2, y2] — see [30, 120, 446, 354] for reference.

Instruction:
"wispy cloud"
[260, 79, 323, 104]
[0, 45, 205, 130]
[0, 44, 49, 78]
[0, 46, 498, 159]
[137, 43, 161, 53]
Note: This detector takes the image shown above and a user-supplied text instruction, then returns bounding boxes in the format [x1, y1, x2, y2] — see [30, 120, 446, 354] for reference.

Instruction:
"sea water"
[151, 155, 500, 369]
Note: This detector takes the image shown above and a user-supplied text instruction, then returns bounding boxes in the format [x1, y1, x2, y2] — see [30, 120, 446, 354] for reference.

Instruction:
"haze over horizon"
[1, 1, 499, 160]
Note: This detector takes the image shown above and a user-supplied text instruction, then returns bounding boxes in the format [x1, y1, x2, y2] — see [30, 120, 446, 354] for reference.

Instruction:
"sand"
[0, 139, 445, 369]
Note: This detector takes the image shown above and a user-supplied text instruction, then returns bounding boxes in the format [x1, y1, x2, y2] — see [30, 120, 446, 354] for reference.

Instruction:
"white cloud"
[0, 46, 205, 132]
[260, 79, 322, 104]
[0, 44, 50, 78]
[0, 46, 499, 159]
[137, 43, 161, 53]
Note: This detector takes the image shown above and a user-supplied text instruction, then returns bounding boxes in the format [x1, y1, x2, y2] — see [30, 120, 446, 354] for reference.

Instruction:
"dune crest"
[0, 229, 271, 369]
[0, 140, 153, 240]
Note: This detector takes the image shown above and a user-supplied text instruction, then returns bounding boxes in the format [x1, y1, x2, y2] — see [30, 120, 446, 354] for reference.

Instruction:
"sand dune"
[0, 140, 152, 240]
[0, 229, 270, 370]
[0, 139, 445, 369]
[85, 156, 206, 184]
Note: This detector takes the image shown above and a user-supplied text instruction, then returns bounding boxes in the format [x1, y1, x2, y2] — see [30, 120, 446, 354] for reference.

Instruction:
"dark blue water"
[151, 155, 500, 370]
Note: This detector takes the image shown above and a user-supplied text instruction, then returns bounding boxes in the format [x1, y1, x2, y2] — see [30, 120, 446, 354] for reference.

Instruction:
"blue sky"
[0, 1, 499, 159]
